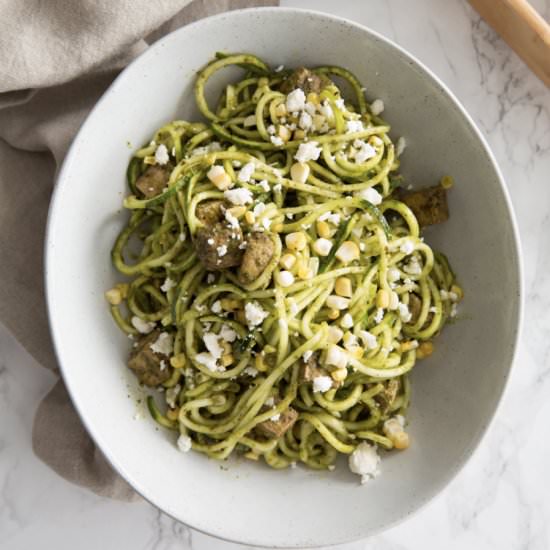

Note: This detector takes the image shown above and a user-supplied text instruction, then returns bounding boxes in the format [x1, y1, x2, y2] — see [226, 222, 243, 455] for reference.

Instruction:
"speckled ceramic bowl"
[46, 8, 522, 547]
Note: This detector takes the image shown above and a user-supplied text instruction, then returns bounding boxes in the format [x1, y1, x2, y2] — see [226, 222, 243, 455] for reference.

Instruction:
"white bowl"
[46, 7, 522, 547]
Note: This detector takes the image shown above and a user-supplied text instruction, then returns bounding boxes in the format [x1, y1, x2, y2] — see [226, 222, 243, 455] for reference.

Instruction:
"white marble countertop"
[2, 0, 550, 548]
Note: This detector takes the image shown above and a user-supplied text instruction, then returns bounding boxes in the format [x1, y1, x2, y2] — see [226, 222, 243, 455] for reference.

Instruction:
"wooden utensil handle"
[468, 0, 550, 87]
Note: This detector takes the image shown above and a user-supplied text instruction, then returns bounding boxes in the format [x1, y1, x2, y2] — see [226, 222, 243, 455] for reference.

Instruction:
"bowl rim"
[45, 6, 524, 547]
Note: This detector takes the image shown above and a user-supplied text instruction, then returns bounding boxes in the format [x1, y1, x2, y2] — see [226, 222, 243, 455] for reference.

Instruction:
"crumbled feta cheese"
[286, 88, 306, 112]
[400, 239, 415, 255]
[207, 238, 214, 245]
[294, 141, 321, 163]
[238, 162, 256, 183]
[177, 434, 192, 453]
[374, 308, 384, 324]
[150, 332, 173, 355]
[440, 289, 449, 300]
[267, 125, 276, 134]
[225, 209, 240, 228]
[387, 267, 401, 283]
[278, 270, 295, 287]
[319, 101, 334, 120]
[253, 202, 266, 217]
[131, 316, 155, 334]
[334, 98, 345, 110]
[224, 187, 253, 205]
[398, 303, 412, 323]
[450, 303, 458, 318]
[243, 366, 258, 378]
[220, 324, 237, 343]
[165, 384, 181, 408]
[245, 301, 269, 328]
[203, 332, 224, 359]
[160, 277, 176, 293]
[325, 344, 348, 369]
[271, 136, 284, 147]
[189, 142, 222, 157]
[396, 136, 407, 157]
[312, 375, 333, 393]
[302, 350, 313, 362]
[449, 291, 459, 302]
[370, 99, 385, 116]
[258, 179, 270, 192]
[355, 141, 377, 164]
[243, 115, 256, 127]
[274, 64, 284, 72]
[403, 258, 422, 276]
[265, 397, 275, 407]
[358, 330, 377, 350]
[270, 413, 281, 422]
[299, 111, 313, 130]
[195, 352, 218, 371]
[207, 273, 215, 284]
[211, 301, 222, 314]
[154, 144, 169, 165]
[357, 187, 382, 205]
[346, 120, 364, 133]
[179, 232, 186, 242]
[216, 245, 227, 258]
[349, 442, 380, 484]
[273, 183, 282, 193]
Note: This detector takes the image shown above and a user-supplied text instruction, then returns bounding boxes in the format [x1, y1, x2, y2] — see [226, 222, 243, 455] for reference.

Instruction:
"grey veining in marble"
[1, 1, 550, 549]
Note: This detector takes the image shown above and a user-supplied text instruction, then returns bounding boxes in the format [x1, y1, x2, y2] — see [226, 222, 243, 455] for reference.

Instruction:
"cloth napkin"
[0, 0, 277, 501]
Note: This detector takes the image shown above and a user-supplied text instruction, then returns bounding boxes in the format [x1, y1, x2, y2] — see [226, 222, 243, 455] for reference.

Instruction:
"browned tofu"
[127, 330, 172, 387]
[398, 185, 449, 227]
[256, 407, 299, 438]
[238, 232, 275, 285]
[135, 165, 170, 198]
[195, 223, 244, 270]
[408, 293, 422, 324]
[376, 378, 400, 414]
[279, 67, 331, 95]
[195, 200, 226, 226]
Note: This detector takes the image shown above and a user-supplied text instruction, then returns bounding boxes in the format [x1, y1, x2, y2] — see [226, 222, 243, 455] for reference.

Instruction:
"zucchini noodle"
[106, 53, 462, 478]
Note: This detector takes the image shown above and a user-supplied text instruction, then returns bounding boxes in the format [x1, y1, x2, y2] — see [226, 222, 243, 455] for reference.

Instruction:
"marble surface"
[1, 0, 550, 548]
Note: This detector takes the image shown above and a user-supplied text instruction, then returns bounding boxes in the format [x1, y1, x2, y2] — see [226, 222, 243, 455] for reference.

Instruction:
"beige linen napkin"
[0, 0, 277, 501]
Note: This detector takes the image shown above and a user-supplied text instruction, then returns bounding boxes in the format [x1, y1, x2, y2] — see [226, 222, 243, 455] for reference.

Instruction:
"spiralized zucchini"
[107, 53, 461, 476]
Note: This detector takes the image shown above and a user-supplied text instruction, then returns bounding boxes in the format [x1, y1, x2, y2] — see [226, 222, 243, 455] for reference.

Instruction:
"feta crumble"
[400, 239, 415, 255]
[160, 277, 176, 293]
[349, 442, 381, 484]
[224, 187, 253, 205]
[154, 144, 169, 165]
[243, 366, 259, 378]
[238, 162, 256, 183]
[286, 88, 306, 112]
[220, 324, 237, 342]
[346, 120, 364, 133]
[195, 352, 218, 371]
[312, 375, 333, 393]
[150, 332, 173, 355]
[203, 332, 224, 359]
[374, 308, 384, 324]
[299, 111, 313, 130]
[165, 384, 180, 408]
[177, 434, 192, 453]
[358, 330, 377, 350]
[355, 141, 377, 163]
[271, 136, 284, 147]
[131, 316, 155, 334]
[244, 301, 269, 328]
[258, 179, 270, 192]
[216, 244, 227, 257]
[397, 303, 412, 323]
[302, 350, 313, 362]
[357, 187, 383, 205]
[370, 99, 385, 116]
[294, 141, 321, 163]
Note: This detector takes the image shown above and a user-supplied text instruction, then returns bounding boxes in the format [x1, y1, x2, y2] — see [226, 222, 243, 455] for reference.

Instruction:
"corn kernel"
[280, 253, 296, 270]
[376, 289, 390, 309]
[335, 277, 353, 298]
[116, 283, 129, 299]
[392, 431, 410, 450]
[450, 284, 464, 301]
[222, 354, 234, 367]
[440, 175, 454, 189]
[166, 407, 180, 420]
[297, 264, 312, 280]
[170, 353, 186, 369]
[389, 291, 399, 310]
[348, 346, 364, 359]
[331, 367, 348, 382]
[316, 220, 331, 238]
[244, 211, 255, 224]
[335, 241, 360, 263]
[227, 205, 246, 218]
[400, 340, 419, 353]
[416, 341, 434, 359]
[312, 114, 326, 131]
[326, 295, 350, 310]
[306, 92, 320, 105]
[255, 353, 268, 372]
[207, 165, 232, 190]
[340, 313, 354, 329]
[313, 238, 333, 256]
[235, 309, 246, 324]
[277, 125, 291, 142]
[271, 223, 284, 232]
[327, 326, 344, 343]
[293, 129, 306, 140]
[277, 270, 295, 287]
[327, 308, 340, 320]
[285, 232, 307, 251]
[105, 288, 122, 305]
[220, 341, 232, 355]
[290, 162, 310, 184]
[244, 451, 260, 461]
[275, 103, 287, 117]
[308, 257, 319, 278]
[220, 298, 241, 311]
